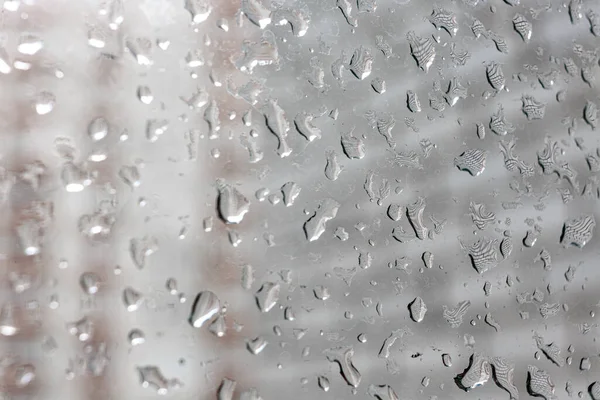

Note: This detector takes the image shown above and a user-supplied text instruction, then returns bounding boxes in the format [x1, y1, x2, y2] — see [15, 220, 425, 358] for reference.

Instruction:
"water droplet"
[126, 37, 153, 66]
[590, 382, 600, 400]
[80, 272, 100, 295]
[407, 31, 436, 72]
[67, 316, 93, 341]
[324, 345, 361, 388]
[408, 296, 427, 322]
[407, 90, 422, 112]
[460, 352, 491, 389]
[527, 365, 555, 400]
[304, 198, 340, 241]
[580, 357, 591, 371]
[166, 278, 178, 295]
[17, 33, 43, 55]
[217, 180, 250, 224]
[128, 329, 145, 346]
[429, 7, 458, 36]
[263, 99, 291, 157]
[3, 0, 20, 12]
[217, 18, 229, 32]
[123, 287, 143, 312]
[62, 162, 94, 192]
[349, 46, 373, 80]
[146, 119, 169, 142]
[119, 165, 142, 188]
[521, 95, 546, 120]
[233, 31, 279, 73]
[324, 150, 343, 181]
[455, 149, 488, 176]
[241, 0, 271, 28]
[137, 86, 153, 104]
[255, 282, 280, 312]
[34, 91, 55, 115]
[16, 219, 43, 256]
[561, 215, 595, 248]
[318, 375, 330, 392]
[367, 384, 399, 400]
[443, 300, 471, 328]
[203, 217, 213, 232]
[208, 313, 227, 337]
[189, 291, 220, 328]
[371, 77, 386, 94]
[509, 12, 529, 39]
[314, 285, 331, 300]
[442, 353, 452, 367]
[337, 0, 357, 27]
[246, 336, 268, 355]
[130, 236, 158, 268]
[0, 304, 19, 336]
[13, 363, 36, 388]
[340, 128, 365, 159]
[88, 117, 109, 141]
[137, 365, 181, 395]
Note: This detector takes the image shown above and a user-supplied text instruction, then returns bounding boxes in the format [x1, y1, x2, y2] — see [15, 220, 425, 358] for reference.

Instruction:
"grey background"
[2, 0, 600, 399]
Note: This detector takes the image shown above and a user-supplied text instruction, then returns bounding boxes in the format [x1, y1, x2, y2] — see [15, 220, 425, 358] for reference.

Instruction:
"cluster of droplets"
[7, 0, 600, 397]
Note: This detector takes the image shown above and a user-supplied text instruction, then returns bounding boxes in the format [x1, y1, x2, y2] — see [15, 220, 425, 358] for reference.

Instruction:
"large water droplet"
[189, 291, 220, 328]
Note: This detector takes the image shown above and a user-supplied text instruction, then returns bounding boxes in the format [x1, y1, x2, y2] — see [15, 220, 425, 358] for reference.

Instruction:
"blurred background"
[1, 0, 600, 399]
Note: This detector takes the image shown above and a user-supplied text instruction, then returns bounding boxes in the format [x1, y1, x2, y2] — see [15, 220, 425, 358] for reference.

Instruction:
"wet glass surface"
[2, 0, 600, 399]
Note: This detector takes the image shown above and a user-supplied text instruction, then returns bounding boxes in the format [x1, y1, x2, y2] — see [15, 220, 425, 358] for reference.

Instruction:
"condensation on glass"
[2, 0, 600, 399]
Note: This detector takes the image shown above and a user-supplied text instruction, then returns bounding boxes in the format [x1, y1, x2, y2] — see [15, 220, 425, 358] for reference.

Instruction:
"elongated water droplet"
[80, 272, 100, 295]
[88, 117, 109, 141]
[218, 378, 237, 400]
[324, 345, 361, 388]
[130, 236, 158, 269]
[304, 198, 340, 241]
[318, 375, 330, 392]
[409, 296, 427, 322]
[0, 304, 19, 336]
[189, 291, 220, 328]
[119, 165, 142, 188]
[217, 180, 250, 224]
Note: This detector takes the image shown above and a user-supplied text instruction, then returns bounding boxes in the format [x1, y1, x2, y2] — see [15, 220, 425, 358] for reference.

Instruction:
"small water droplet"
[79, 272, 100, 295]
[123, 287, 143, 312]
[137, 86, 153, 104]
[128, 329, 145, 346]
[246, 336, 268, 355]
[34, 91, 55, 115]
[67, 316, 93, 341]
